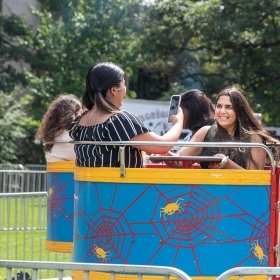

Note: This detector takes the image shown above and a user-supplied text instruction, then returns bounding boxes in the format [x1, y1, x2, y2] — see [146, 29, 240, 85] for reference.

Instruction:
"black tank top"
[200, 124, 241, 169]
[200, 125, 220, 168]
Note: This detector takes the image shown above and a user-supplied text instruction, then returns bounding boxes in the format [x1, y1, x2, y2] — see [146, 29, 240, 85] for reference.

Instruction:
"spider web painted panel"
[47, 173, 75, 242]
[73, 182, 270, 276]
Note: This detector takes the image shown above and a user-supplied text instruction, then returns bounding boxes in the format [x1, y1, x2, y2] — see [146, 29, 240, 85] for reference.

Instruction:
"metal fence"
[0, 163, 46, 171]
[0, 192, 72, 279]
[0, 166, 47, 193]
[0, 260, 192, 280]
[217, 267, 280, 280]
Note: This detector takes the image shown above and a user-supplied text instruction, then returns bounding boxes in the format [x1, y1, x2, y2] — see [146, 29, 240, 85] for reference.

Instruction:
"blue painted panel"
[73, 182, 270, 276]
[47, 172, 74, 242]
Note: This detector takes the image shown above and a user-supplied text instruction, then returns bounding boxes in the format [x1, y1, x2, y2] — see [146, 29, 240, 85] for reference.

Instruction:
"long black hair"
[180, 89, 215, 133]
[82, 62, 124, 113]
[213, 87, 279, 168]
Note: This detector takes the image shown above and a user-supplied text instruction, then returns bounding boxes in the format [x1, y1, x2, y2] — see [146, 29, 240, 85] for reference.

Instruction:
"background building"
[1, 0, 40, 26]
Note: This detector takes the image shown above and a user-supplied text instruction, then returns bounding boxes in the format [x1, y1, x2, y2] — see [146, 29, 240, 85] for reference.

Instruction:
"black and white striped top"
[69, 110, 150, 168]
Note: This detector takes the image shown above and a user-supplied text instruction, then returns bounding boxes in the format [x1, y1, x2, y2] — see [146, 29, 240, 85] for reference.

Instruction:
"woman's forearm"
[224, 159, 244, 169]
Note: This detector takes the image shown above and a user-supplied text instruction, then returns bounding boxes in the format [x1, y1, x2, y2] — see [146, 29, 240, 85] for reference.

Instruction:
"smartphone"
[167, 95, 181, 123]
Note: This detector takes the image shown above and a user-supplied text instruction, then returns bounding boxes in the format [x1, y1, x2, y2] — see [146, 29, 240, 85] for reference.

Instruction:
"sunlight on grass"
[0, 195, 72, 279]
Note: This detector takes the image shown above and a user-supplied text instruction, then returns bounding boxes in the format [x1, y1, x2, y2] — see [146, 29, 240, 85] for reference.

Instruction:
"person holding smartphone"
[174, 87, 279, 169]
[151, 89, 215, 166]
[69, 62, 184, 168]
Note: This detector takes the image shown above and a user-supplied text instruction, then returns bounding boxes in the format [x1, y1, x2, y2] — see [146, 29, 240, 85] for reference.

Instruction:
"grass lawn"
[0, 195, 71, 279]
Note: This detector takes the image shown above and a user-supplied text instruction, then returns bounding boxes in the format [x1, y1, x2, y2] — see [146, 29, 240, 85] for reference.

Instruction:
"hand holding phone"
[167, 95, 181, 123]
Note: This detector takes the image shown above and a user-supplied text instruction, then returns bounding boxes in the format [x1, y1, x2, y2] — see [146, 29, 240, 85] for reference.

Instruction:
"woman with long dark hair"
[69, 62, 184, 168]
[178, 87, 279, 169]
[180, 89, 215, 141]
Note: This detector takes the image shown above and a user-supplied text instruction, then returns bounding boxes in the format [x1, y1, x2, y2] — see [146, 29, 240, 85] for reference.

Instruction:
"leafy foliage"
[0, 13, 30, 92]
[25, 0, 143, 121]
[140, 0, 280, 125]
[2, 0, 280, 163]
[0, 90, 32, 162]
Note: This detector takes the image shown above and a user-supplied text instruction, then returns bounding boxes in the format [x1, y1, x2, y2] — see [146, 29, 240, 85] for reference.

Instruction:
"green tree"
[191, 0, 280, 125]
[9, 0, 146, 163]
[139, 0, 200, 100]
[25, 0, 144, 121]
[0, 90, 32, 163]
[140, 0, 280, 125]
[0, 13, 36, 163]
[0, 13, 30, 92]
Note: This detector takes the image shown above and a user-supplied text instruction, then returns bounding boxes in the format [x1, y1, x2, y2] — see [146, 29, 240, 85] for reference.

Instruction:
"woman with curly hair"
[36, 94, 82, 162]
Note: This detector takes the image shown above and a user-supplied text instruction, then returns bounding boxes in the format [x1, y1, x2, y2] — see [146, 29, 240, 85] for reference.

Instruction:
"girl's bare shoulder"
[191, 126, 211, 142]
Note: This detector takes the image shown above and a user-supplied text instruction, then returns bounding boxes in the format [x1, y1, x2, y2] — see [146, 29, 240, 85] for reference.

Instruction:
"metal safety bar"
[0, 260, 192, 280]
[0, 191, 47, 197]
[216, 267, 280, 280]
[0, 170, 47, 174]
[47, 141, 276, 175]
[147, 155, 224, 169]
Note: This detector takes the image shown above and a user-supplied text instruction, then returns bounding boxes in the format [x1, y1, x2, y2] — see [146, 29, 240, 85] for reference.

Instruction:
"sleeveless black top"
[200, 124, 242, 169]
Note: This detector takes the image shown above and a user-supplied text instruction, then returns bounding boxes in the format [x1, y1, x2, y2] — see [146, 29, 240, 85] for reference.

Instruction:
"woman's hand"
[148, 153, 166, 163]
[170, 107, 184, 125]
[209, 154, 229, 169]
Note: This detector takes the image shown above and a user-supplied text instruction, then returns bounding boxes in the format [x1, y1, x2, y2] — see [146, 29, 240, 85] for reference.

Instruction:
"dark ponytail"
[82, 66, 95, 110]
[82, 62, 124, 113]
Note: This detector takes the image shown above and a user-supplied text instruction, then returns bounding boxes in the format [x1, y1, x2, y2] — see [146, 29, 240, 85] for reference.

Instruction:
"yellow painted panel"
[46, 240, 73, 253]
[192, 277, 268, 280]
[74, 167, 270, 185]
[72, 271, 268, 280]
[72, 270, 179, 280]
[47, 161, 75, 172]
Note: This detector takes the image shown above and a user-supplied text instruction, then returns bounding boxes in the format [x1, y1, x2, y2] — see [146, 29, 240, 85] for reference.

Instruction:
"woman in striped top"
[69, 62, 183, 168]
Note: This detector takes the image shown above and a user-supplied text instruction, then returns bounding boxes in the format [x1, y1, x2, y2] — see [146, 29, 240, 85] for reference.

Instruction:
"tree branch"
[250, 76, 280, 89]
